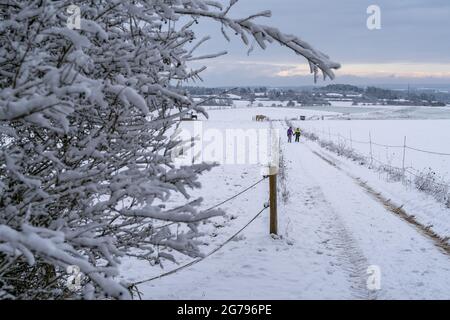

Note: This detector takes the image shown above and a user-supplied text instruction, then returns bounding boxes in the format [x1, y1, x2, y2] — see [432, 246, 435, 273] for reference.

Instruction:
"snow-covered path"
[135, 125, 450, 300]
[281, 138, 450, 299]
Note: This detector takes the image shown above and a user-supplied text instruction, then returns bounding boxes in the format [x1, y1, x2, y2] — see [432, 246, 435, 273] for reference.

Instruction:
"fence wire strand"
[311, 126, 450, 155]
[406, 146, 450, 156]
[130, 204, 269, 289]
[130, 176, 269, 292]
[300, 123, 450, 191]
[154, 177, 267, 230]
[202, 176, 267, 212]
[312, 130, 450, 190]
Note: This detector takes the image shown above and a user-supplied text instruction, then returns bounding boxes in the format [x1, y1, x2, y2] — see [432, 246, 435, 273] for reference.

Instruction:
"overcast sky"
[189, 0, 450, 87]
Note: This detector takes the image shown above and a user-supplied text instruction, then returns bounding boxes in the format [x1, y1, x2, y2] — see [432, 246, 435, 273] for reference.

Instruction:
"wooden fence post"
[402, 136, 407, 183]
[269, 166, 278, 235]
[350, 130, 353, 150]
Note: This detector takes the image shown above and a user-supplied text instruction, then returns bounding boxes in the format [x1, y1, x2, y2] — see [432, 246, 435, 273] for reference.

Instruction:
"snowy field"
[206, 104, 450, 178]
[301, 100, 450, 120]
[215, 99, 450, 119]
[206, 105, 339, 120]
[121, 111, 274, 298]
[299, 120, 450, 178]
[122, 106, 450, 300]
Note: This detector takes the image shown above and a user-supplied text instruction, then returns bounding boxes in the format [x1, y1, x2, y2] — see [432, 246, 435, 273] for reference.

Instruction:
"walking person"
[287, 127, 293, 143]
[294, 128, 301, 142]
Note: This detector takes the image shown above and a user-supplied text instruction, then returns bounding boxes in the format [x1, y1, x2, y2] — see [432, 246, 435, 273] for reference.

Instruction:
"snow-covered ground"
[206, 105, 339, 120]
[207, 99, 450, 119]
[122, 106, 450, 300]
[292, 100, 450, 119]
[299, 119, 450, 177]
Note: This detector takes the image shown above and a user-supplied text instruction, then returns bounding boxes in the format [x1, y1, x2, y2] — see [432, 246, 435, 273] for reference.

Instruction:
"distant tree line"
[186, 84, 450, 107]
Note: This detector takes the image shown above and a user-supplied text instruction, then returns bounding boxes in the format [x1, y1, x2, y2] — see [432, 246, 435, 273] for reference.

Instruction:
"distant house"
[325, 93, 344, 98]
[225, 93, 242, 100]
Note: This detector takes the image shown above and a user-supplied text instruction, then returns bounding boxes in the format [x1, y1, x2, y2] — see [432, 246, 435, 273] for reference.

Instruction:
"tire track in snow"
[285, 149, 377, 300]
[309, 145, 450, 257]
[305, 185, 376, 300]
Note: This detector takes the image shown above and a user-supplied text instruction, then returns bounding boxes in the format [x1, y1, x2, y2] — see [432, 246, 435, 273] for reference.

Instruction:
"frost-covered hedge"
[0, 1, 339, 299]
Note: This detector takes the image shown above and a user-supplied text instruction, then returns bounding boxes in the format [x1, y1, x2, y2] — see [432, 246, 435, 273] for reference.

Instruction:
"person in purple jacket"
[287, 127, 293, 143]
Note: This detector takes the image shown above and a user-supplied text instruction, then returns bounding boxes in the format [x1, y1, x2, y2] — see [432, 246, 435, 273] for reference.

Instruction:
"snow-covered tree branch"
[0, 0, 339, 299]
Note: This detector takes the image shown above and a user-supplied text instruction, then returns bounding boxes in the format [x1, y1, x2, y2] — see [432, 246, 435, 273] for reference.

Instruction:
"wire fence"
[131, 205, 268, 288]
[314, 127, 450, 156]
[300, 126, 450, 205]
[284, 117, 449, 213]
[202, 177, 267, 212]
[153, 177, 267, 230]
[129, 176, 269, 297]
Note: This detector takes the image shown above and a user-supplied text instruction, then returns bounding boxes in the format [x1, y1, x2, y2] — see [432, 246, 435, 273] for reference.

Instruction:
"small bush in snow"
[413, 169, 449, 204]
[377, 164, 403, 183]
[317, 140, 366, 165]
[302, 131, 319, 142]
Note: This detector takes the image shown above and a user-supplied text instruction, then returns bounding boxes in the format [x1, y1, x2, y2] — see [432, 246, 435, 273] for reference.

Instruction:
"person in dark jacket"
[287, 127, 293, 143]
[294, 128, 301, 142]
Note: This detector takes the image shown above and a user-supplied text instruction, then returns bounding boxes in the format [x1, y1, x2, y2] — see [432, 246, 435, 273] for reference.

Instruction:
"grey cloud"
[188, 0, 450, 86]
